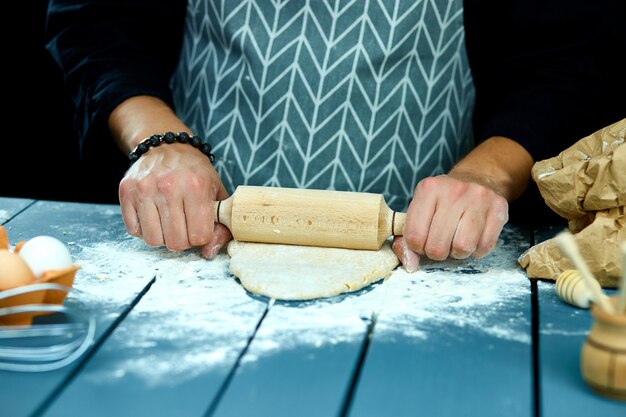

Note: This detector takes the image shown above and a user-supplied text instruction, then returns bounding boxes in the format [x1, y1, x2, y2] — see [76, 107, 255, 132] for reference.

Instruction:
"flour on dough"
[227, 240, 399, 300]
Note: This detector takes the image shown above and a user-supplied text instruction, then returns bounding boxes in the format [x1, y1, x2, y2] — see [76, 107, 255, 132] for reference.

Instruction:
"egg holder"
[0, 236, 80, 326]
[0, 227, 95, 371]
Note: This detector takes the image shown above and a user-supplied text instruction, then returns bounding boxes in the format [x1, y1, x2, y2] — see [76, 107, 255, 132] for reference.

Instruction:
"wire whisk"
[0, 282, 95, 372]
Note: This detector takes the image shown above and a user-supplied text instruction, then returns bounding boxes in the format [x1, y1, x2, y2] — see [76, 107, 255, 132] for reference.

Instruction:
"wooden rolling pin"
[213, 186, 406, 250]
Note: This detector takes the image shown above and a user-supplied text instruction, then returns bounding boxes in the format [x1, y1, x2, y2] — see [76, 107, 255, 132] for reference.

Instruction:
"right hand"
[392, 173, 509, 272]
[118, 142, 232, 259]
[390, 136, 534, 272]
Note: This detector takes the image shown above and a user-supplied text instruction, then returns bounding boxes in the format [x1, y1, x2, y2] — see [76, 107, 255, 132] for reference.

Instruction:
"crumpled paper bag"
[518, 118, 626, 288]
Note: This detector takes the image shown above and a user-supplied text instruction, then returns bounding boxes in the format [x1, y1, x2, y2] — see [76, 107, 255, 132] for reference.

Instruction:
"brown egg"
[0, 249, 36, 290]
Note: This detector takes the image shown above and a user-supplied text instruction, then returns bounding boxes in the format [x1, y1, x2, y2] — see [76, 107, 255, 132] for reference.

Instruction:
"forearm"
[399, 136, 525, 266]
[449, 136, 534, 202]
[114, 96, 229, 254]
[108, 96, 192, 154]
[45, 0, 186, 157]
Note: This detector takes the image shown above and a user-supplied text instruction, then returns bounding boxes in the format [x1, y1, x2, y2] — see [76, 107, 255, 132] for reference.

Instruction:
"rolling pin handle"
[215, 201, 221, 224]
[212, 196, 233, 230]
[392, 212, 406, 236]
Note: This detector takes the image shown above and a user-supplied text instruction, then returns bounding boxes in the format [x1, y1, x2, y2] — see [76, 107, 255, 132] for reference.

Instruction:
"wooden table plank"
[537, 281, 624, 416]
[11, 199, 623, 416]
[348, 225, 534, 417]
[212, 298, 373, 417]
[0, 197, 34, 223]
[533, 225, 626, 416]
[0, 201, 156, 417]
[41, 250, 268, 417]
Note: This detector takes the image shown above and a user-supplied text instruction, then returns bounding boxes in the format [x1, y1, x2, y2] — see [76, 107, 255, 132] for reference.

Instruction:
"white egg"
[18, 235, 73, 278]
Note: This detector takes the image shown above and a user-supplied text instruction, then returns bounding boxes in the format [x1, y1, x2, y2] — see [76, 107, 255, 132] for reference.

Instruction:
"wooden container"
[580, 296, 626, 401]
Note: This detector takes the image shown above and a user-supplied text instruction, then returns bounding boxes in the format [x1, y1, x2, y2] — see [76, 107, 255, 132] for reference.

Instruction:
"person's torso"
[172, 0, 474, 211]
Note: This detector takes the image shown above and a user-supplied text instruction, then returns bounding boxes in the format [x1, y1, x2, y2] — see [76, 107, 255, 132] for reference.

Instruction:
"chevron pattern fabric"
[171, 0, 475, 211]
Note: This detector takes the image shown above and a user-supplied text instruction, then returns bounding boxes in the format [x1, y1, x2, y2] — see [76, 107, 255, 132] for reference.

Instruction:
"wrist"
[109, 95, 192, 154]
[128, 132, 215, 166]
[449, 136, 534, 201]
[447, 169, 506, 198]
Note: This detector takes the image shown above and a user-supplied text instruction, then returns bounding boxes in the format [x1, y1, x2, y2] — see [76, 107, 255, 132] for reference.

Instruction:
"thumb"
[202, 175, 233, 259]
[201, 223, 233, 259]
[392, 236, 420, 273]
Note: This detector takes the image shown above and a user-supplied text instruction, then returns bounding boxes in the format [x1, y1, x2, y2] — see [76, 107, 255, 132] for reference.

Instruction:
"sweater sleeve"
[45, 0, 187, 159]
[464, 0, 626, 162]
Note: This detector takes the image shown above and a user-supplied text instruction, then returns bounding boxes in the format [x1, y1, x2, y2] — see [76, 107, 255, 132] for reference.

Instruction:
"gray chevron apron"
[171, 0, 474, 211]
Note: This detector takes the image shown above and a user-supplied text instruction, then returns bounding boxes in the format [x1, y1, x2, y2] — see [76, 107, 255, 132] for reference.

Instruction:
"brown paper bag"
[518, 118, 626, 288]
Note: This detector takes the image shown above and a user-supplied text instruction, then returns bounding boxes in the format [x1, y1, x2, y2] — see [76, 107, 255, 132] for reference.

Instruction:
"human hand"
[392, 173, 509, 272]
[119, 142, 232, 259]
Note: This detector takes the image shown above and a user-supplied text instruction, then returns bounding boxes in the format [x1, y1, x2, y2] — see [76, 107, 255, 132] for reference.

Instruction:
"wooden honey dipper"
[555, 231, 615, 314]
[555, 270, 603, 309]
[213, 186, 406, 250]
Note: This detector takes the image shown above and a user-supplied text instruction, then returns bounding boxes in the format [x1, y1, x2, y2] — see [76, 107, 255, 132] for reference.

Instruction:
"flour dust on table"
[67, 227, 530, 386]
[227, 239, 400, 300]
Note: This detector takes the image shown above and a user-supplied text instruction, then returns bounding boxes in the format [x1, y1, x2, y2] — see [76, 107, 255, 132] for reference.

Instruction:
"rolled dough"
[227, 240, 399, 300]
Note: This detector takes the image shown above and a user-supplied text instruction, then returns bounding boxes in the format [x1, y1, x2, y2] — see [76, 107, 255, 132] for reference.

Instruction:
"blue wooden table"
[0, 197, 624, 417]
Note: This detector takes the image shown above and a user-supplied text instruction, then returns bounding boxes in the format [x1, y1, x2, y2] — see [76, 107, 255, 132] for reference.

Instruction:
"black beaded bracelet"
[128, 132, 215, 165]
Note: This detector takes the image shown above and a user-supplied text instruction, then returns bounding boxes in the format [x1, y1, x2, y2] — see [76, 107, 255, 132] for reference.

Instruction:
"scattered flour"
[537, 280, 591, 337]
[69, 227, 530, 386]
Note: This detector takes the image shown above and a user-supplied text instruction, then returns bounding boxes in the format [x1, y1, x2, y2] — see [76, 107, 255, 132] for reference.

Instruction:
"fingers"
[183, 177, 215, 247]
[159, 197, 190, 251]
[119, 190, 141, 237]
[392, 236, 420, 273]
[136, 199, 166, 247]
[449, 212, 484, 260]
[473, 198, 508, 258]
[199, 178, 234, 259]
[185, 201, 212, 247]
[403, 177, 437, 256]
[119, 144, 226, 253]
[403, 175, 509, 262]
[120, 170, 164, 248]
[200, 223, 233, 259]
[424, 201, 464, 261]
[198, 172, 233, 259]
